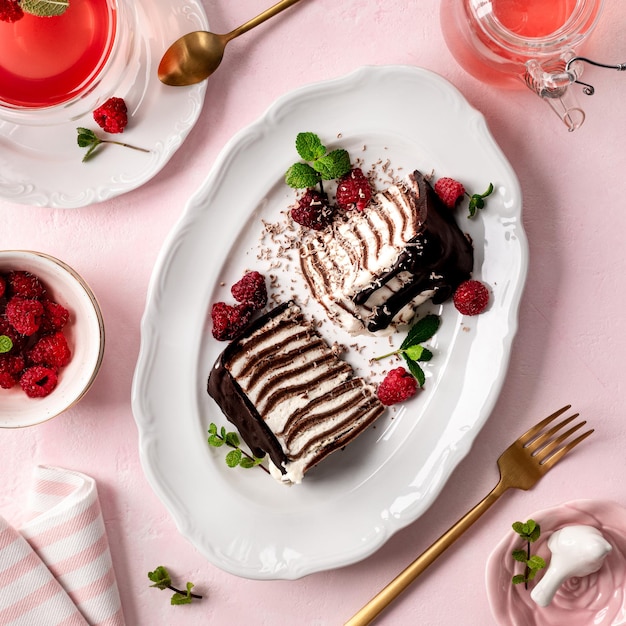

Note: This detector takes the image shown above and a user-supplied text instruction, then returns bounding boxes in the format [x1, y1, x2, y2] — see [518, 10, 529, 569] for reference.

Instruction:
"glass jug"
[440, 0, 605, 131]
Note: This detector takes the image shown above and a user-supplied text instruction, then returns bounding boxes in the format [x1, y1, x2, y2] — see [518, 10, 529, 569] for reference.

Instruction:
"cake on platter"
[207, 300, 385, 484]
[298, 169, 474, 335]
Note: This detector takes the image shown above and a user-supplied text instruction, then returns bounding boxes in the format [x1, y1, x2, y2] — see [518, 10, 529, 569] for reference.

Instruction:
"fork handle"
[344, 481, 508, 626]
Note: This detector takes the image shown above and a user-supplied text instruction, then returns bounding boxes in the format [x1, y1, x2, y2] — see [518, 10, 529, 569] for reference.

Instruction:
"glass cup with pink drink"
[0, 0, 137, 125]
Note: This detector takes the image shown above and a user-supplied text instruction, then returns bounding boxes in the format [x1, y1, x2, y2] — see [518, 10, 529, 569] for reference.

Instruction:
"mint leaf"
[207, 423, 269, 474]
[511, 549, 527, 562]
[400, 314, 440, 349]
[76, 127, 150, 162]
[512, 574, 526, 585]
[225, 449, 242, 467]
[528, 555, 546, 570]
[171, 582, 195, 605]
[285, 162, 319, 189]
[149, 567, 202, 604]
[21, 0, 69, 17]
[468, 183, 494, 218]
[403, 356, 425, 387]
[224, 431, 240, 447]
[312, 149, 351, 180]
[148, 566, 172, 590]
[295, 132, 326, 161]
[0, 335, 13, 354]
[403, 345, 433, 362]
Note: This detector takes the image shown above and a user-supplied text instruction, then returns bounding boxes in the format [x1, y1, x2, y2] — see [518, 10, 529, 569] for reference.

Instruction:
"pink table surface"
[2, 1, 626, 624]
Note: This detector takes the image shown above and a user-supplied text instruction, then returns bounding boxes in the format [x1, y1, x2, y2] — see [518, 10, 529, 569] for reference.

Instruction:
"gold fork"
[344, 405, 593, 626]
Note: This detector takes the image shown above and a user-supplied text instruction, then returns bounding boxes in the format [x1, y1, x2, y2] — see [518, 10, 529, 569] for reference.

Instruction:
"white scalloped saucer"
[0, 0, 208, 209]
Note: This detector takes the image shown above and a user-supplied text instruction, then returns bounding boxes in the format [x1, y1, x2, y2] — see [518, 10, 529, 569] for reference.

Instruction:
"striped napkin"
[0, 466, 125, 626]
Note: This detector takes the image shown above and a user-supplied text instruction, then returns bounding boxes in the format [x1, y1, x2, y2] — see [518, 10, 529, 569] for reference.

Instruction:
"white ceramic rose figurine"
[530, 525, 612, 607]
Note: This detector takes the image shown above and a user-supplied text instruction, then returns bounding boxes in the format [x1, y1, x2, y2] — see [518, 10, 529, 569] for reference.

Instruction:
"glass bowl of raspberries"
[0, 250, 105, 427]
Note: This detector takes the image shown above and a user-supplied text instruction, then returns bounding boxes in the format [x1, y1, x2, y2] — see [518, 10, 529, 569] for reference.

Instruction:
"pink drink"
[440, 0, 599, 89]
[0, 0, 117, 108]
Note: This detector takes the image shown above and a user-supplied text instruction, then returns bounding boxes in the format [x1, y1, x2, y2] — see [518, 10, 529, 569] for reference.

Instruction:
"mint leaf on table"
[21, 0, 69, 17]
[148, 566, 202, 604]
[373, 314, 441, 387]
[148, 565, 172, 590]
[171, 583, 196, 606]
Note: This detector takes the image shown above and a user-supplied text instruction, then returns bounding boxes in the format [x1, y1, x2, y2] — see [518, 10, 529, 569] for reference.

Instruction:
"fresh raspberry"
[39, 300, 70, 333]
[453, 280, 490, 315]
[6, 271, 46, 299]
[211, 302, 254, 341]
[93, 97, 128, 134]
[0, 372, 18, 389]
[0, 0, 24, 22]
[0, 353, 25, 375]
[28, 332, 72, 368]
[0, 275, 5, 299]
[0, 353, 25, 388]
[5, 298, 44, 336]
[231, 271, 267, 310]
[335, 168, 372, 211]
[434, 177, 466, 209]
[20, 366, 58, 398]
[377, 367, 418, 406]
[291, 190, 334, 230]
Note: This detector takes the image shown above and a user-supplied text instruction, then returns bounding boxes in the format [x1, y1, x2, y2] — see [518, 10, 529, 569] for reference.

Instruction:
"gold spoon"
[158, 0, 304, 86]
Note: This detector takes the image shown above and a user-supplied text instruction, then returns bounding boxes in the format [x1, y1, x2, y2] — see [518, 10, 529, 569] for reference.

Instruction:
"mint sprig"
[285, 132, 351, 191]
[467, 183, 494, 218]
[76, 128, 150, 162]
[0, 335, 13, 354]
[148, 566, 202, 605]
[208, 423, 268, 473]
[373, 314, 440, 386]
[511, 519, 546, 589]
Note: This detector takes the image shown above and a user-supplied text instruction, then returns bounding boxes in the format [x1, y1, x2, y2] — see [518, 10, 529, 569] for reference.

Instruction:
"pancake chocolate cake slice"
[299, 169, 474, 335]
[207, 301, 385, 484]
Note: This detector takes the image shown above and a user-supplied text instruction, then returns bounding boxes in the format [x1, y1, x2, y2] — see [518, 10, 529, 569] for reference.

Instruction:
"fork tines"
[520, 405, 594, 468]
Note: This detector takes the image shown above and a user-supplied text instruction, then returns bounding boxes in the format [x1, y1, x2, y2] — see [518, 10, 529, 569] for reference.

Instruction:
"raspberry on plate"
[434, 177, 465, 209]
[291, 190, 334, 230]
[231, 271, 267, 310]
[6, 270, 46, 299]
[0, 354, 25, 389]
[28, 332, 72, 368]
[377, 367, 418, 406]
[20, 366, 58, 398]
[40, 300, 70, 333]
[335, 168, 372, 211]
[0, 0, 24, 22]
[453, 279, 490, 315]
[5, 298, 44, 336]
[93, 97, 128, 134]
[211, 301, 254, 341]
[0, 275, 5, 298]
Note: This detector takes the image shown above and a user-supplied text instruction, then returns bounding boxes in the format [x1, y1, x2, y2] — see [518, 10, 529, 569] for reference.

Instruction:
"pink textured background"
[2, 1, 626, 624]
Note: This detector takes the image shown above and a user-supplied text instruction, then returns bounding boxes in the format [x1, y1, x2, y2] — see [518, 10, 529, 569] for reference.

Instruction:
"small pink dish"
[0, 250, 105, 427]
[486, 499, 626, 626]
